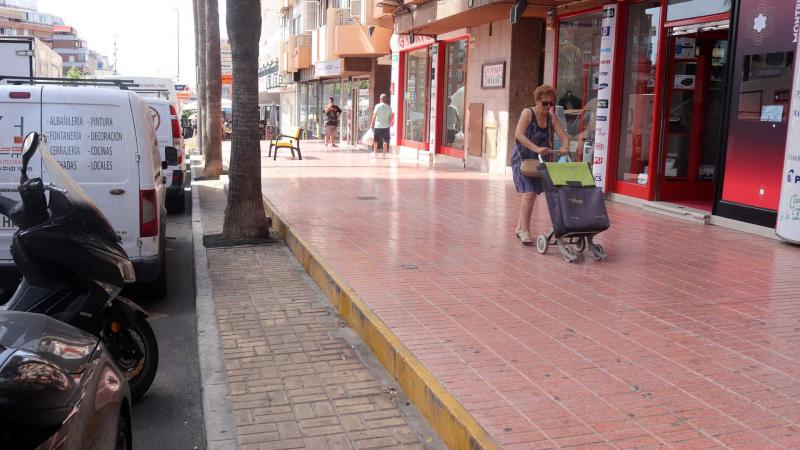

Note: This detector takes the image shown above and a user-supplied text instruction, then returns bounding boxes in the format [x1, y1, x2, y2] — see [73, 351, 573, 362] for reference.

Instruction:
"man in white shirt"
[370, 94, 394, 158]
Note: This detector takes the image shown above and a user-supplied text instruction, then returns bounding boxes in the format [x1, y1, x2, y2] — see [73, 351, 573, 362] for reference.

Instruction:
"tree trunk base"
[203, 232, 275, 248]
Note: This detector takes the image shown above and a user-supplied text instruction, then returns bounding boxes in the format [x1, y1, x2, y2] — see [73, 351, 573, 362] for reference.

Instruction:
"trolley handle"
[537, 151, 572, 163]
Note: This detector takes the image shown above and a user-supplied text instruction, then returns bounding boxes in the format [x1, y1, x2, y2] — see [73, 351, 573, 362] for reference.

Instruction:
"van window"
[41, 103, 131, 184]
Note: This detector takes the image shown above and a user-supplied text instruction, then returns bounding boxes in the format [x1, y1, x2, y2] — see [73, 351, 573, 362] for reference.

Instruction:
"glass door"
[354, 79, 371, 144]
[403, 48, 429, 145]
[657, 30, 727, 208]
[341, 79, 353, 144]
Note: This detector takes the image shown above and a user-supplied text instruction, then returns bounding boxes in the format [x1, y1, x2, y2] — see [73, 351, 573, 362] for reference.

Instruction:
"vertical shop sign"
[429, 45, 438, 149]
[592, 4, 616, 191]
[777, 37, 800, 243]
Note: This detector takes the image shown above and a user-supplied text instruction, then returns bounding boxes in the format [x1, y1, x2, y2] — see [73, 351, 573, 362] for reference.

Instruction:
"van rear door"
[41, 86, 141, 259]
[0, 85, 42, 264]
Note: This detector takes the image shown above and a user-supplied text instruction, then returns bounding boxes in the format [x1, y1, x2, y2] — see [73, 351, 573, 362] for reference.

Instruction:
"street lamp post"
[172, 8, 180, 81]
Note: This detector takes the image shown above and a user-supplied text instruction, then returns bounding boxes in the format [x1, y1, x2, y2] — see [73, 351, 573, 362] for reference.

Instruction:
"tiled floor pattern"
[254, 142, 800, 449]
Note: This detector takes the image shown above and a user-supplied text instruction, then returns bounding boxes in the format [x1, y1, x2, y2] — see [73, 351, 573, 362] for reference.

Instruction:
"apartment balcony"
[334, 22, 391, 58]
[373, 0, 399, 21]
[279, 40, 291, 73]
[290, 33, 312, 70]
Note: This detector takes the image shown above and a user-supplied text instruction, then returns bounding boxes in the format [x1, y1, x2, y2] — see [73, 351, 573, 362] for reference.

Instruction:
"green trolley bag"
[538, 161, 610, 239]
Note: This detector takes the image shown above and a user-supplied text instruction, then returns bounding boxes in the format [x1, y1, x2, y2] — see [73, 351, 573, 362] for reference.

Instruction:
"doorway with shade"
[656, 24, 729, 212]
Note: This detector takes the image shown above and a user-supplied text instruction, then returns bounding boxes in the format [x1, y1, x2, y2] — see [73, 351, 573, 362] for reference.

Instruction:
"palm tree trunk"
[204, 0, 224, 179]
[192, 0, 204, 155]
[222, 0, 269, 239]
[193, 0, 206, 155]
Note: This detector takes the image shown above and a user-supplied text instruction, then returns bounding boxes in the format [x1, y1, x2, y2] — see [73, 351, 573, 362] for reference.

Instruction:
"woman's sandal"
[516, 230, 534, 245]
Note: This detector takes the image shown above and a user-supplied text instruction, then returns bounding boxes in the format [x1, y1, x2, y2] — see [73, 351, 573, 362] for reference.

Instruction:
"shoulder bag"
[517, 109, 553, 178]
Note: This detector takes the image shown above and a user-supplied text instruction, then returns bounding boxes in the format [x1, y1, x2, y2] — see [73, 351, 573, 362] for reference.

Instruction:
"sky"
[38, 0, 228, 87]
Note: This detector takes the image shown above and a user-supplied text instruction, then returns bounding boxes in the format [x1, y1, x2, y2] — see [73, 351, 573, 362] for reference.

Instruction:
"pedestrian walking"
[323, 97, 342, 148]
[370, 94, 394, 158]
[512, 84, 570, 244]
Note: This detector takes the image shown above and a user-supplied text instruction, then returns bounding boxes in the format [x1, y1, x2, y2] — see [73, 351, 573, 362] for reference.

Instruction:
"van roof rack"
[0, 76, 138, 90]
[129, 88, 172, 99]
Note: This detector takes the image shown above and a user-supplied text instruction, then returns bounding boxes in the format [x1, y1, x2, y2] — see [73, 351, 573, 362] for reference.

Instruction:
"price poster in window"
[592, 4, 617, 191]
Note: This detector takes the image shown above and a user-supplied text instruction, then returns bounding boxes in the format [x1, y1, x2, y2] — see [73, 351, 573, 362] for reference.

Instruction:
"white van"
[0, 84, 168, 297]
[143, 97, 187, 213]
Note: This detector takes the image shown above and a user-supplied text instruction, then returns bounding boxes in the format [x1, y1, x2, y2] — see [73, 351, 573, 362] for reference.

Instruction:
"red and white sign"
[396, 34, 435, 51]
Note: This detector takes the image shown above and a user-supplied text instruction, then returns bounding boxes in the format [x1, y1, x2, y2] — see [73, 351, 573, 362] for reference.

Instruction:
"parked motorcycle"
[0, 310, 133, 450]
[0, 132, 158, 401]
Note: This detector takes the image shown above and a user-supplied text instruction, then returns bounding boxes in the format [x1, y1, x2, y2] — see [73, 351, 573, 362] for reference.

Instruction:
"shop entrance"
[656, 28, 728, 210]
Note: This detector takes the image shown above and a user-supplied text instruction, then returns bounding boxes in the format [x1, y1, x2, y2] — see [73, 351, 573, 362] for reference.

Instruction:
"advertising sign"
[315, 59, 341, 77]
[592, 4, 616, 191]
[481, 62, 505, 89]
[776, 36, 800, 243]
[429, 45, 438, 149]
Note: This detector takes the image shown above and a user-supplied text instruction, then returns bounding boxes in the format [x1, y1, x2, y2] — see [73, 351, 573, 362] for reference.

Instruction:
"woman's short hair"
[533, 84, 556, 103]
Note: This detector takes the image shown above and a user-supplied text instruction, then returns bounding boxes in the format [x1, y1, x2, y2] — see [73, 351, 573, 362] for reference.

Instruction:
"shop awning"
[393, 0, 571, 36]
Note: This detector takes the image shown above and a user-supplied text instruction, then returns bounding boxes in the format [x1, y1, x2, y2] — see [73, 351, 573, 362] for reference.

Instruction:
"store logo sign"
[597, 83, 609, 90]
[794, 0, 800, 42]
[600, 59, 611, 65]
[598, 99, 609, 109]
[788, 169, 800, 183]
[593, 157, 604, 165]
[602, 8, 615, 19]
[746, 0, 774, 46]
[596, 116, 607, 122]
[602, 26, 611, 37]
[601, 47, 612, 53]
[596, 128, 607, 137]
[595, 143, 605, 151]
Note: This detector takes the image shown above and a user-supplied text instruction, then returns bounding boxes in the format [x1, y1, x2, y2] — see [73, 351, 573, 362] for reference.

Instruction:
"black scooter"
[0, 132, 158, 401]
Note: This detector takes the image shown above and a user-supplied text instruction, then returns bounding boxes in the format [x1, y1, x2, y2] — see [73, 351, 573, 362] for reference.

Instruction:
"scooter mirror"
[21, 132, 39, 183]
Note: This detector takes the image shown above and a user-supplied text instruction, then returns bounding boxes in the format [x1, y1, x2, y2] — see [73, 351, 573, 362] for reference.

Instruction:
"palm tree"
[222, 0, 270, 239]
[193, 0, 207, 155]
[204, 0, 224, 179]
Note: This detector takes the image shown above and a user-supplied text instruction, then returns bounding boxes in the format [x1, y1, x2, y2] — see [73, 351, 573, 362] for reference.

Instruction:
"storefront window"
[354, 79, 370, 142]
[298, 83, 308, 132]
[616, 1, 661, 185]
[404, 48, 428, 143]
[666, 0, 730, 22]
[307, 81, 320, 138]
[442, 40, 467, 151]
[556, 10, 603, 160]
[721, 0, 797, 214]
[321, 80, 341, 138]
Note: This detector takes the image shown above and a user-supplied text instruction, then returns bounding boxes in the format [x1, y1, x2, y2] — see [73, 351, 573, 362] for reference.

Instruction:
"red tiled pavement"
[253, 142, 800, 449]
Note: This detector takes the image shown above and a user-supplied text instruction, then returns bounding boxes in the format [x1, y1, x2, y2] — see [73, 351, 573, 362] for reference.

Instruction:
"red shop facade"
[394, 33, 470, 159]
[553, 0, 798, 228]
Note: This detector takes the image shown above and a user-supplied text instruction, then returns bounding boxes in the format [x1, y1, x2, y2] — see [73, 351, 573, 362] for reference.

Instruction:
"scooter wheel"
[111, 313, 159, 402]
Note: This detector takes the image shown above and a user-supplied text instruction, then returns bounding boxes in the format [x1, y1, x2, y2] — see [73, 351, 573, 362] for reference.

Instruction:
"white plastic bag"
[454, 131, 465, 146]
[361, 128, 374, 146]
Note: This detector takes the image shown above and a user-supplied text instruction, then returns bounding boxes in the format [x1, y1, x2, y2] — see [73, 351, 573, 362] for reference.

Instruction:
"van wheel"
[143, 253, 167, 299]
[167, 194, 186, 214]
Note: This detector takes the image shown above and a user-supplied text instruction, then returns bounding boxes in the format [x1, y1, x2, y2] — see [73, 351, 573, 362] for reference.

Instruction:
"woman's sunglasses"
[540, 101, 554, 107]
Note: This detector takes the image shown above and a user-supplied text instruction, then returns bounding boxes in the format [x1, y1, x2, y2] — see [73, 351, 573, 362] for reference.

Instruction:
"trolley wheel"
[536, 235, 548, 254]
[590, 243, 606, 261]
[575, 237, 586, 252]
[559, 244, 578, 263]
